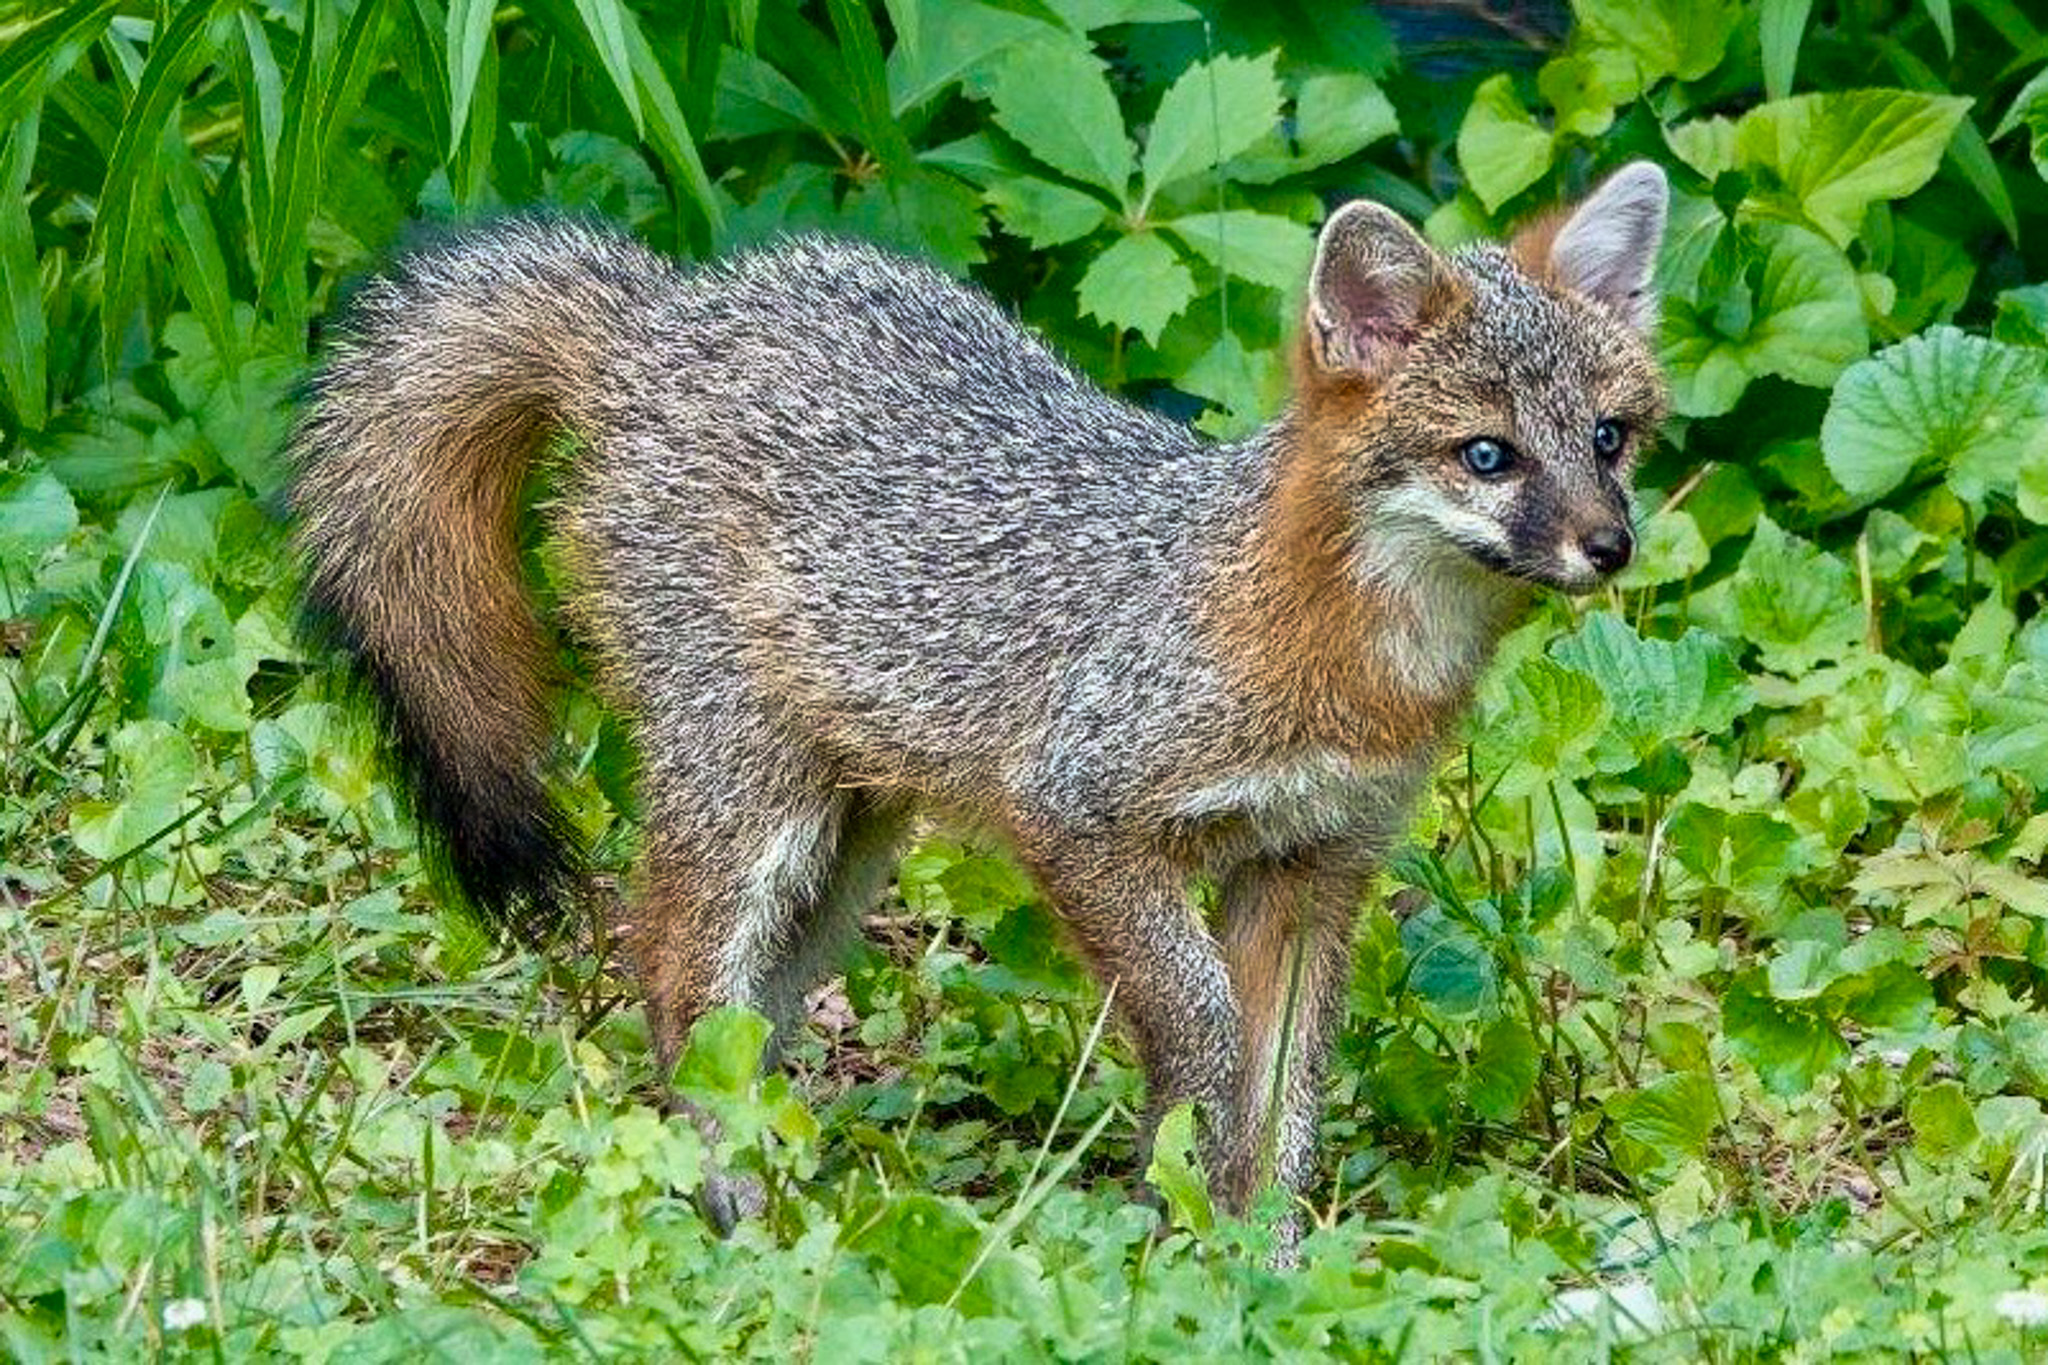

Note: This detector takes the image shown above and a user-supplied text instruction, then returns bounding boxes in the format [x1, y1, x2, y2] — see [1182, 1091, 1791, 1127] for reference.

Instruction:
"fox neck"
[1210, 413, 1532, 760]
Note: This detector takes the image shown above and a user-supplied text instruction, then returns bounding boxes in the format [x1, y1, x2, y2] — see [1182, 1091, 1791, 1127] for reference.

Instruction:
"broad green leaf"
[1161, 210, 1313, 293]
[568, 0, 643, 133]
[0, 470, 77, 565]
[986, 175, 1108, 248]
[1615, 506, 1709, 589]
[1605, 1073, 1720, 1176]
[675, 1005, 771, 1096]
[839, 169, 987, 273]
[1471, 653, 1609, 796]
[886, 0, 1048, 115]
[1467, 1019, 1539, 1123]
[1143, 1103, 1213, 1235]
[1908, 1081, 1979, 1159]
[1140, 51, 1282, 209]
[1293, 72, 1398, 168]
[1548, 612, 1751, 773]
[1374, 1032, 1460, 1130]
[1075, 231, 1193, 344]
[1457, 74, 1552, 214]
[1821, 327, 2048, 510]
[1667, 803, 1802, 897]
[1659, 223, 1865, 417]
[1723, 969, 1846, 1095]
[68, 719, 199, 862]
[1536, 47, 1638, 140]
[846, 1193, 986, 1308]
[1733, 90, 1970, 248]
[1994, 284, 2048, 348]
[1758, 0, 1812, 100]
[1399, 908, 1497, 1017]
[987, 39, 1131, 202]
[1573, 0, 1740, 84]
[1719, 517, 1866, 676]
[0, 106, 46, 429]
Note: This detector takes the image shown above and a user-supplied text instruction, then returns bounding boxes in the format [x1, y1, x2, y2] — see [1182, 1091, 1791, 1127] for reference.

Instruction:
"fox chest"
[1165, 749, 1427, 862]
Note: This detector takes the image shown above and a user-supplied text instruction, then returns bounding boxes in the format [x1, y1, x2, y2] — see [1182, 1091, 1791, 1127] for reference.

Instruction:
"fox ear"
[1544, 160, 1668, 331]
[1305, 201, 1448, 377]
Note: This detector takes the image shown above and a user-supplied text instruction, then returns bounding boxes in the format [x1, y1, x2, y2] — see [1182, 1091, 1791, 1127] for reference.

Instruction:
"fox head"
[1298, 162, 1669, 595]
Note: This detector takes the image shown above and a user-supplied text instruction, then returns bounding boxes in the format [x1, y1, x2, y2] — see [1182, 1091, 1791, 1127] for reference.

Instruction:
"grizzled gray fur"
[289, 162, 1670, 1242]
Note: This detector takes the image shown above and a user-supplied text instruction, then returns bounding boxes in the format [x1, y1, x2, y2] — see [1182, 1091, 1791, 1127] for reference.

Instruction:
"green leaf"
[1457, 74, 1552, 214]
[1614, 506, 1709, 589]
[674, 1005, 771, 1097]
[1821, 327, 2048, 511]
[1075, 231, 1193, 344]
[1907, 1081, 1979, 1159]
[986, 39, 1131, 203]
[1718, 517, 1866, 676]
[68, 720, 199, 862]
[1572, 0, 1741, 84]
[0, 0, 118, 133]
[0, 469, 77, 565]
[1292, 73, 1398, 168]
[848, 1194, 986, 1307]
[1604, 1073, 1720, 1176]
[986, 175, 1108, 248]
[1160, 210, 1313, 293]
[826, 0, 915, 176]
[1994, 285, 2048, 348]
[1994, 64, 2048, 183]
[1723, 969, 1847, 1095]
[1732, 90, 1970, 248]
[1666, 803, 1802, 897]
[622, 9, 722, 231]
[1143, 1102, 1213, 1235]
[567, 0, 642, 133]
[446, 0, 495, 155]
[0, 106, 45, 429]
[1548, 612, 1752, 773]
[1399, 908, 1497, 1017]
[1758, 0, 1812, 100]
[1374, 1033, 1460, 1130]
[93, 0, 228, 383]
[1471, 653, 1609, 796]
[1140, 51, 1282, 209]
[1466, 1019, 1539, 1123]
[1659, 223, 1865, 417]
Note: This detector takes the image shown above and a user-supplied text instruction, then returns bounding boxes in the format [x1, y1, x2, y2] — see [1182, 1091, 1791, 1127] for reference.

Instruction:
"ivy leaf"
[1160, 210, 1313, 292]
[1733, 90, 1970, 248]
[985, 175, 1108, 248]
[1140, 51, 1282, 210]
[1457, 74, 1552, 214]
[986, 39, 1131, 203]
[1572, 0, 1741, 84]
[1076, 231, 1194, 343]
[1821, 327, 2048, 511]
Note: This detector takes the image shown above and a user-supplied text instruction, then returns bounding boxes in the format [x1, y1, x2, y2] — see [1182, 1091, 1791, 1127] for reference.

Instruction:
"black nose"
[1582, 526, 1633, 575]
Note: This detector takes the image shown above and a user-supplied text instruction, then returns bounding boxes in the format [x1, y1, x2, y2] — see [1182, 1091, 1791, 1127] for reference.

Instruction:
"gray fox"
[289, 161, 1668, 1230]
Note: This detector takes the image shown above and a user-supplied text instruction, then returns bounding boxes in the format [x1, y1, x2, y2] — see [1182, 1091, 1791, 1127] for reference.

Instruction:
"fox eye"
[1460, 437, 1518, 479]
[1593, 418, 1628, 461]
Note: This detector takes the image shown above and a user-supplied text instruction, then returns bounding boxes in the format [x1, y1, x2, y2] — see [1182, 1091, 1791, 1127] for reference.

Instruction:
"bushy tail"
[288, 220, 666, 944]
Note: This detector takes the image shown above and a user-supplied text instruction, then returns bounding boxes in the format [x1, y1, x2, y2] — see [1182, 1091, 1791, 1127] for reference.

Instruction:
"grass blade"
[567, 0, 642, 135]
[0, 0, 119, 133]
[446, 0, 494, 157]
[622, 10, 722, 235]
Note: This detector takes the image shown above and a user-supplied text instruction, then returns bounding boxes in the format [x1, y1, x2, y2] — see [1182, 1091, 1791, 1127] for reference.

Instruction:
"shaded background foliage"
[7, 0, 2048, 1358]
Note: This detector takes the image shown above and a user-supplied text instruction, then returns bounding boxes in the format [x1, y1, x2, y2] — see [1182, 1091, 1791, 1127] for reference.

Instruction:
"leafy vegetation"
[6, 0, 2048, 1356]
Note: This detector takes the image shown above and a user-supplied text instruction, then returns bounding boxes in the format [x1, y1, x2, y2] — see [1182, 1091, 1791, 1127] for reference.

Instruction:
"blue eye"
[1594, 418, 1627, 460]
[1461, 437, 1517, 478]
